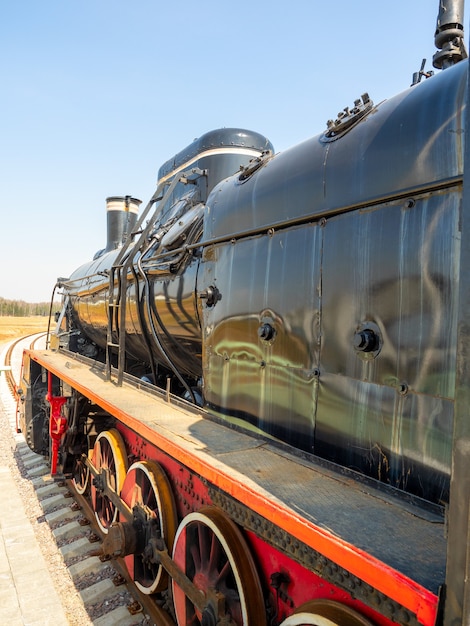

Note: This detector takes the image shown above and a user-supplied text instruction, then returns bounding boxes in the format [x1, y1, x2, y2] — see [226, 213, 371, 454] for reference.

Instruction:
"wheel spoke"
[208, 531, 221, 572]
[214, 558, 231, 587]
[72, 456, 89, 495]
[198, 522, 208, 569]
[190, 543, 201, 572]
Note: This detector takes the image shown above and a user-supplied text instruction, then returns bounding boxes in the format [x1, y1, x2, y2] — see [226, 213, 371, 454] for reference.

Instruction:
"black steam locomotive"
[63, 67, 462, 506]
[18, 1, 470, 624]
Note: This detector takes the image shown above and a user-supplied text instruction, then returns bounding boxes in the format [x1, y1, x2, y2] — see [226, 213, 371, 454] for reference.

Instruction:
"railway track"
[1, 335, 174, 626]
[3, 332, 43, 398]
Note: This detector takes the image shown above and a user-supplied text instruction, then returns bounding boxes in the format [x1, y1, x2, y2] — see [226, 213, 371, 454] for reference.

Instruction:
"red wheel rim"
[120, 460, 177, 594]
[90, 429, 127, 533]
[172, 508, 266, 626]
[72, 455, 89, 495]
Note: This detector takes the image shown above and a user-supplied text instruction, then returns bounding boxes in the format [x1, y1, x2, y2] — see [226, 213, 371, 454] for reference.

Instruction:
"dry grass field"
[0, 316, 49, 343]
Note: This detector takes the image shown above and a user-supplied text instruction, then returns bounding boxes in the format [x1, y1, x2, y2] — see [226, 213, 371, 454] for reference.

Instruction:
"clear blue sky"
[1, 1, 466, 302]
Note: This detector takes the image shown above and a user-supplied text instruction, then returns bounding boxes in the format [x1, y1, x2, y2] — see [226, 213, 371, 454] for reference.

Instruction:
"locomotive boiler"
[63, 73, 461, 506]
[17, 1, 470, 624]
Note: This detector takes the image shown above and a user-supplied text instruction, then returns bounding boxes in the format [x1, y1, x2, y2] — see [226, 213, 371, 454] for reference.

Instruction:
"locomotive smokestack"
[105, 196, 141, 252]
[433, 0, 467, 69]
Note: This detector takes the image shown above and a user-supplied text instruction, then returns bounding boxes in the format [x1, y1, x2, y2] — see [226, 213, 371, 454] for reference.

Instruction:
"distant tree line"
[0, 298, 50, 317]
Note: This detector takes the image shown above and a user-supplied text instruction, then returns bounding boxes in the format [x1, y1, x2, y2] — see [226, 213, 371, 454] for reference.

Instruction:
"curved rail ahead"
[2, 333, 45, 398]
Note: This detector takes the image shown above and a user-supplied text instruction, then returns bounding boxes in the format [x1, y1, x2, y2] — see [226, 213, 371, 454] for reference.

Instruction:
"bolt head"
[354, 329, 377, 352]
[258, 323, 274, 341]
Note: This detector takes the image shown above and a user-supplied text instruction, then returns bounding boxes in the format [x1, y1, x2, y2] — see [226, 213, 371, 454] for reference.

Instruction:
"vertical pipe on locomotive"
[443, 25, 470, 626]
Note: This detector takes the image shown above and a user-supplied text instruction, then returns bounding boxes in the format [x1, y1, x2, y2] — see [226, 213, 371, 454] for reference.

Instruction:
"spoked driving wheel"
[72, 453, 89, 495]
[172, 506, 266, 626]
[91, 429, 128, 533]
[120, 460, 177, 594]
[279, 600, 374, 626]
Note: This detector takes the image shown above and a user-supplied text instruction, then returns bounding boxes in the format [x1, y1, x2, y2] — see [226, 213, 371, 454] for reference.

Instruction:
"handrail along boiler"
[17, 1, 470, 624]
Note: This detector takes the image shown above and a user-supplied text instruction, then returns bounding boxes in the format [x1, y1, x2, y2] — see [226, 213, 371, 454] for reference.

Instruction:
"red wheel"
[120, 460, 177, 594]
[279, 600, 374, 625]
[72, 452, 90, 495]
[172, 507, 266, 626]
[90, 429, 128, 533]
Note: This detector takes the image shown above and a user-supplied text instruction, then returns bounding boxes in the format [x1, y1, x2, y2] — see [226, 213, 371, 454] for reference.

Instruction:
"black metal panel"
[315, 374, 453, 503]
[205, 61, 466, 242]
[67, 252, 203, 377]
[202, 224, 322, 449]
[320, 192, 460, 396]
[315, 190, 459, 503]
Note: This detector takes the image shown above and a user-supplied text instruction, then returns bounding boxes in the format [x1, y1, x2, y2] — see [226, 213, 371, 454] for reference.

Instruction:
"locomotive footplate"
[208, 486, 419, 626]
[24, 348, 445, 626]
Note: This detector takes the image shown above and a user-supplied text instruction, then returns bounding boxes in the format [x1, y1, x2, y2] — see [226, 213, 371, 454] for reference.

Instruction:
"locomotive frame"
[20, 346, 443, 625]
[16, 2, 470, 624]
